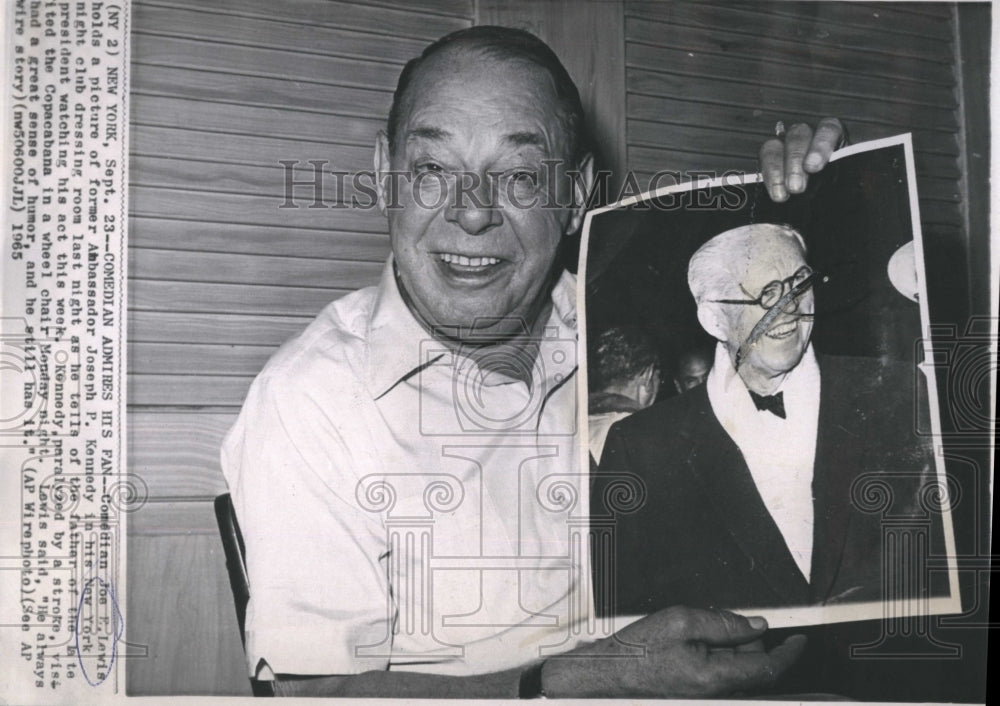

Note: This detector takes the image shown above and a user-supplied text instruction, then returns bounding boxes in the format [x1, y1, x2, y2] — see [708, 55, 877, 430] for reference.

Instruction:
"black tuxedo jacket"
[594, 354, 941, 616]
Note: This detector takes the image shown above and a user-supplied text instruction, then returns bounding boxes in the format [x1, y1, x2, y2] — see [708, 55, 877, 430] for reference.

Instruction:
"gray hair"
[687, 223, 807, 303]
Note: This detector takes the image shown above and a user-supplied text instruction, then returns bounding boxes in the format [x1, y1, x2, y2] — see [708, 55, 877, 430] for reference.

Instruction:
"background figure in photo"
[587, 325, 661, 463]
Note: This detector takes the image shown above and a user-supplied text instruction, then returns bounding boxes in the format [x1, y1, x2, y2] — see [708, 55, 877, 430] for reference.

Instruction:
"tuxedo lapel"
[810, 357, 868, 603]
[682, 388, 811, 606]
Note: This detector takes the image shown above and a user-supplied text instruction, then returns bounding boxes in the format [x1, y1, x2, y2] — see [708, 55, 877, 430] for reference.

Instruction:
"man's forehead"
[398, 47, 565, 148]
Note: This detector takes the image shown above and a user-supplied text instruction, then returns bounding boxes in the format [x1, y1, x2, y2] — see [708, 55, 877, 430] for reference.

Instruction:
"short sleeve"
[221, 368, 391, 678]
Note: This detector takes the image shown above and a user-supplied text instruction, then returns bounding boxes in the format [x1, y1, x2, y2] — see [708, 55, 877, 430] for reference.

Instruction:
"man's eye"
[415, 162, 444, 174]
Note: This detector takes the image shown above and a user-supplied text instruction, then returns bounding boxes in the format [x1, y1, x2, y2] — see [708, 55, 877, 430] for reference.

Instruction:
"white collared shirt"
[705, 342, 821, 582]
[221, 259, 591, 678]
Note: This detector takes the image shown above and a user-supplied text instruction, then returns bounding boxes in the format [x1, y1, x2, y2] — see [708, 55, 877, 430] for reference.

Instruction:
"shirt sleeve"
[221, 367, 392, 678]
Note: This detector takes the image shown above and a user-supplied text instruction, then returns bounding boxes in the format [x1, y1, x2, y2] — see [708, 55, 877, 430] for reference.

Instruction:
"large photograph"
[584, 136, 960, 629]
[1, 1, 992, 704]
[122, 2, 992, 702]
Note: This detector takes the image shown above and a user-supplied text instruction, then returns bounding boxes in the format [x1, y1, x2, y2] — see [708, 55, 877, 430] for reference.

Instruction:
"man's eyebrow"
[405, 126, 452, 143]
[503, 131, 546, 149]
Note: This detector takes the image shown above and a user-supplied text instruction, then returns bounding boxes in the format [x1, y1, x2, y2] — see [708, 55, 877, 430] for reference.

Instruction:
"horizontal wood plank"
[132, 64, 393, 119]
[129, 498, 219, 534]
[133, 3, 431, 63]
[626, 75, 957, 132]
[132, 95, 385, 147]
[625, 1, 953, 62]
[129, 279, 355, 317]
[128, 373, 255, 408]
[129, 411, 237, 499]
[129, 311, 311, 346]
[129, 247, 384, 288]
[126, 531, 251, 695]
[145, 0, 469, 41]
[628, 120, 961, 172]
[625, 16, 956, 87]
[685, 0, 951, 42]
[130, 342, 278, 377]
[130, 155, 378, 205]
[626, 48, 957, 109]
[132, 34, 403, 91]
[368, 0, 472, 19]
[130, 125, 378, 171]
[130, 186, 388, 233]
[626, 94, 957, 144]
[128, 216, 390, 261]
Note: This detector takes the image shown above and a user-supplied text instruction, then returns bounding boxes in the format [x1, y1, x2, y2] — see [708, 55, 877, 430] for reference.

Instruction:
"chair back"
[214, 493, 274, 697]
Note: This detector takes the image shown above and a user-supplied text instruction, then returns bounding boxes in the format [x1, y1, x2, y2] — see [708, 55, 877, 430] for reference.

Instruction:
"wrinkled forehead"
[732, 229, 808, 286]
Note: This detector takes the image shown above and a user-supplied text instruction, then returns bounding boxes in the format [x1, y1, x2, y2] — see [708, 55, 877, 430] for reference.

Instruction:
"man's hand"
[760, 118, 844, 202]
[544, 606, 807, 698]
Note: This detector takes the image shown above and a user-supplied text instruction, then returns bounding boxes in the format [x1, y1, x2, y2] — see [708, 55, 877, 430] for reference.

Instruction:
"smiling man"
[598, 223, 939, 623]
[222, 26, 840, 698]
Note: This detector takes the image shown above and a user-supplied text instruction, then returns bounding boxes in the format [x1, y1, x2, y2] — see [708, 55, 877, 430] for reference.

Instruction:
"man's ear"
[564, 152, 595, 236]
[696, 302, 729, 343]
[374, 130, 391, 216]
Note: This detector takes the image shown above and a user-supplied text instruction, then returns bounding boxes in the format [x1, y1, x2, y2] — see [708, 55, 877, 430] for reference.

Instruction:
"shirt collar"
[706, 340, 819, 421]
[364, 257, 578, 399]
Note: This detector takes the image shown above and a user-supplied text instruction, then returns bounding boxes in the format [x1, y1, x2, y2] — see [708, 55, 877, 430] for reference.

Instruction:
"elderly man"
[222, 26, 840, 698]
[598, 223, 939, 617]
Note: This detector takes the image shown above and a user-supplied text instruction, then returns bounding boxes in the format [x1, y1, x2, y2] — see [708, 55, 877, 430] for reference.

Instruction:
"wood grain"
[126, 531, 251, 695]
[128, 311, 312, 346]
[128, 373, 254, 408]
[132, 95, 385, 147]
[129, 280, 355, 317]
[129, 411, 237, 499]
[625, 16, 956, 87]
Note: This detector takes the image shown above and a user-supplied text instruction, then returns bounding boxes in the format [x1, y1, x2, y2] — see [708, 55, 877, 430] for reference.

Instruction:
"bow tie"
[749, 390, 786, 419]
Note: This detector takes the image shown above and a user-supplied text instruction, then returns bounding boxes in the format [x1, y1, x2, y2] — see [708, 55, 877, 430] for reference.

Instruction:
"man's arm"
[273, 608, 806, 698]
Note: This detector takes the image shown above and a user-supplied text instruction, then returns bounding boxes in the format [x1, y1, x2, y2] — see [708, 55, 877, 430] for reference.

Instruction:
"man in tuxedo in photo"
[598, 222, 943, 614]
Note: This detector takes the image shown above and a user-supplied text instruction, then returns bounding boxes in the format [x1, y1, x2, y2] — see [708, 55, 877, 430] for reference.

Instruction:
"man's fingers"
[680, 608, 769, 647]
[759, 138, 787, 202]
[804, 117, 844, 173]
[708, 633, 808, 695]
[783, 123, 813, 194]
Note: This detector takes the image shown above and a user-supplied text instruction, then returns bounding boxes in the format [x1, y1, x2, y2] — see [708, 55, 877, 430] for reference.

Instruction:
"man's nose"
[445, 173, 502, 235]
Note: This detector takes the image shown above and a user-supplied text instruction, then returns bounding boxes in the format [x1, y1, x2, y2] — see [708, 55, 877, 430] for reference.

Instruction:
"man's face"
[719, 232, 814, 381]
[376, 49, 587, 338]
[673, 355, 711, 393]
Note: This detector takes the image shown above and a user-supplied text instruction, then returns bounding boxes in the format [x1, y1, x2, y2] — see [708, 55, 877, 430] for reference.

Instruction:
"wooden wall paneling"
[129, 280, 355, 317]
[129, 373, 255, 409]
[625, 1, 953, 62]
[129, 311, 313, 346]
[132, 4, 433, 62]
[476, 0, 627, 198]
[126, 531, 251, 695]
[128, 217, 391, 261]
[129, 248, 384, 288]
[130, 412, 238, 499]
[625, 16, 957, 87]
[132, 64, 394, 118]
[129, 342, 278, 377]
[130, 125, 378, 170]
[131, 95, 385, 146]
[149, 0, 470, 41]
[130, 186, 387, 232]
[131, 34, 403, 89]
